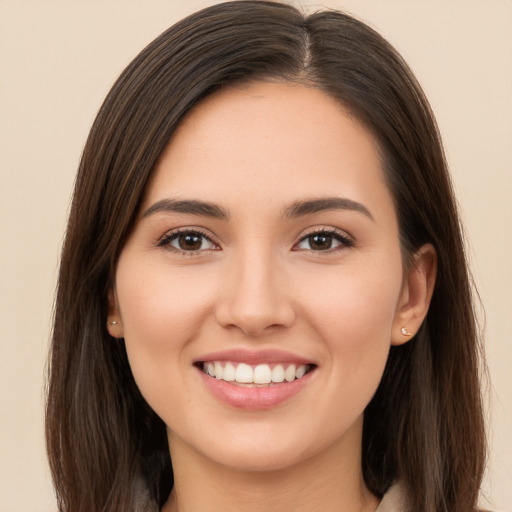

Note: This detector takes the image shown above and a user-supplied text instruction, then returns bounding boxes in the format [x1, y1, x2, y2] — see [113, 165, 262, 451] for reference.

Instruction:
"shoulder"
[134, 476, 160, 512]
[375, 483, 505, 512]
[375, 482, 408, 512]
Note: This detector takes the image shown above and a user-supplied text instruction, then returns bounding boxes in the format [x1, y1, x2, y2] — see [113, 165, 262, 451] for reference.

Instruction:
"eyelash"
[156, 227, 354, 255]
[157, 228, 219, 255]
[293, 228, 354, 253]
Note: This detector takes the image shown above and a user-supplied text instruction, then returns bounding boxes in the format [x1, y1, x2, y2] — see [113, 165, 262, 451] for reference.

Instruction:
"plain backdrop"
[0, 1, 510, 510]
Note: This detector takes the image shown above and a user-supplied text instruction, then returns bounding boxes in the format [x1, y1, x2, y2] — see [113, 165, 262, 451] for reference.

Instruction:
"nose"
[215, 249, 296, 337]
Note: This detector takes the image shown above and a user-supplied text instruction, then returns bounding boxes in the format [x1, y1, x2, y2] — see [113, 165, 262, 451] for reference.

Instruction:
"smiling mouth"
[196, 361, 315, 387]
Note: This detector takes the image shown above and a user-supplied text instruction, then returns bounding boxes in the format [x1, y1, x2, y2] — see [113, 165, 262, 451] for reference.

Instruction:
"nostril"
[214, 277, 296, 335]
[216, 310, 296, 337]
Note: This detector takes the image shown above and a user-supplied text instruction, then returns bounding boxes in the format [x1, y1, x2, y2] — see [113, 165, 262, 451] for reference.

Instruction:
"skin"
[108, 82, 436, 511]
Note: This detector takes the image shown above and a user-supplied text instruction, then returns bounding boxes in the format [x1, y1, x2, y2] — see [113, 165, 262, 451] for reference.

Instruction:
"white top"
[375, 483, 408, 512]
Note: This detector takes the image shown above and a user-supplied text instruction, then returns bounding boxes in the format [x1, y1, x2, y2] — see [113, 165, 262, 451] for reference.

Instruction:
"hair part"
[46, 2, 486, 511]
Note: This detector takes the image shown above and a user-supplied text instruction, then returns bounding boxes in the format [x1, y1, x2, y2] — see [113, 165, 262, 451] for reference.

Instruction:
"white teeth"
[202, 361, 311, 385]
[214, 362, 223, 380]
[271, 365, 285, 383]
[235, 363, 253, 383]
[223, 362, 236, 381]
[284, 364, 296, 382]
[253, 364, 272, 384]
[295, 365, 307, 379]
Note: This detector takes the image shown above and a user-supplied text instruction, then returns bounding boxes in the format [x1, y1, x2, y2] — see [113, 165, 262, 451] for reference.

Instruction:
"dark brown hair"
[46, 2, 486, 511]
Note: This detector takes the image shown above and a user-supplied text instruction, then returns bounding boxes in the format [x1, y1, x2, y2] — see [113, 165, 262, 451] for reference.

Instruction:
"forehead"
[144, 81, 392, 219]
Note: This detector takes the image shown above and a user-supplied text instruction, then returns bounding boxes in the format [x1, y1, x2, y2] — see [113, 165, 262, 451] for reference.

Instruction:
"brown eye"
[177, 233, 203, 251]
[159, 230, 217, 253]
[294, 230, 353, 252]
[308, 234, 334, 250]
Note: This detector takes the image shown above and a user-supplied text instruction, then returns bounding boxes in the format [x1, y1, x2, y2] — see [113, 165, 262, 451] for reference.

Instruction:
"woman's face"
[111, 82, 416, 473]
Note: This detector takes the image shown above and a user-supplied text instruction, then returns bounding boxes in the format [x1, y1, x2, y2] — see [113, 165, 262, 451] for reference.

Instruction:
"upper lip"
[194, 348, 315, 366]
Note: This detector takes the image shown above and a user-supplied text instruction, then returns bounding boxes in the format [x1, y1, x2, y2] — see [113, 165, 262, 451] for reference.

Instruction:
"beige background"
[0, 1, 510, 510]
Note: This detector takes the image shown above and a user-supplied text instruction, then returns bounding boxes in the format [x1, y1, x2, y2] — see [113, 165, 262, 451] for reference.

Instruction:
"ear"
[107, 287, 124, 338]
[391, 243, 437, 346]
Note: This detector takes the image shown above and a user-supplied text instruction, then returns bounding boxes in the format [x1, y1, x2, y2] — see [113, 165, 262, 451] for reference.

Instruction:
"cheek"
[297, 256, 403, 387]
[116, 258, 214, 340]
[113, 258, 215, 398]
[302, 257, 402, 336]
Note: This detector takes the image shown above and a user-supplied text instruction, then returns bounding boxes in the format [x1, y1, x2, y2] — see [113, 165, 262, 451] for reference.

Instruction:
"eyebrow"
[283, 197, 374, 221]
[142, 196, 373, 222]
[142, 198, 229, 220]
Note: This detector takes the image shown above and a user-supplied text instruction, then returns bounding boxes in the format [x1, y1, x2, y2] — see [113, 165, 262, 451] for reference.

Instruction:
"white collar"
[375, 482, 408, 512]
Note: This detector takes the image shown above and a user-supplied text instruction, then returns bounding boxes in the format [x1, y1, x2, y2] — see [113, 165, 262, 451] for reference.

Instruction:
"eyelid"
[155, 225, 353, 254]
[292, 226, 354, 252]
[156, 226, 221, 253]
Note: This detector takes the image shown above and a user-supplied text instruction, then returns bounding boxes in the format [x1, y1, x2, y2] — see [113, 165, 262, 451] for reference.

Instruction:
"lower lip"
[197, 368, 314, 410]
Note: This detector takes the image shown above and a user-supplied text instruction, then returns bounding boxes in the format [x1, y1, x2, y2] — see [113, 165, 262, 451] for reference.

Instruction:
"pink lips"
[195, 348, 313, 366]
[195, 348, 316, 410]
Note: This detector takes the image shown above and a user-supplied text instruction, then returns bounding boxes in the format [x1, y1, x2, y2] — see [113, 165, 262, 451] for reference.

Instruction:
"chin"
[173, 415, 361, 475]
[206, 443, 311, 474]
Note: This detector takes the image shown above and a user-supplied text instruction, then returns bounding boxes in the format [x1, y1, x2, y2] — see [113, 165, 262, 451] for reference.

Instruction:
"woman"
[45, 1, 486, 511]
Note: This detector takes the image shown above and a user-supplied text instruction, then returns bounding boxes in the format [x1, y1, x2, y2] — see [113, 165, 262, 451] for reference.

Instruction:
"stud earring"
[401, 327, 412, 336]
[109, 320, 119, 326]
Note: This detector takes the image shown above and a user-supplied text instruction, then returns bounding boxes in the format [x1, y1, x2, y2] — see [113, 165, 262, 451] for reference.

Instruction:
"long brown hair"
[46, 2, 486, 511]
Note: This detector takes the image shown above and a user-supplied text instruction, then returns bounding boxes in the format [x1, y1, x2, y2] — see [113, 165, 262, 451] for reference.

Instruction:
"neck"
[162, 419, 380, 512]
